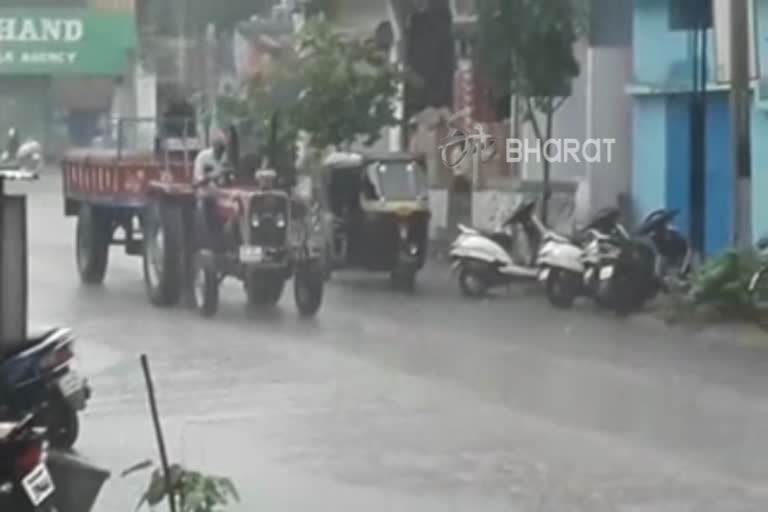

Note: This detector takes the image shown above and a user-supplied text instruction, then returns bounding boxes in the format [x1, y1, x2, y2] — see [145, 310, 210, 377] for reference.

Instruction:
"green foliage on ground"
[136, 463, 239, 512]
[662, 249, 764, 325]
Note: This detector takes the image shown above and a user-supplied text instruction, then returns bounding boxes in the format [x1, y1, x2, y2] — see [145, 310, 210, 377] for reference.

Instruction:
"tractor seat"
[0, 326, 60, 358]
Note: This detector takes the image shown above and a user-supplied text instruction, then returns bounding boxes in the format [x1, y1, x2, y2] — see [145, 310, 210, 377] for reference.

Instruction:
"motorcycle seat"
[0, 326, 60, 358]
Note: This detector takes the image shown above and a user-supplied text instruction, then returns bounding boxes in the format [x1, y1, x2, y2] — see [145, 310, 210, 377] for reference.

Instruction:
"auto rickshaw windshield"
[364, 161, 427, 201]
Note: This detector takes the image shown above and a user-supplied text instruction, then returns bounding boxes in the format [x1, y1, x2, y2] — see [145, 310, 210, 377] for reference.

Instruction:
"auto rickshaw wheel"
[294, 261, 324, 317]
[143, 198, 184, 307]
[76, 203, 111, 285]
[193, 253, 219, 317]
[245, 271, 285, 306]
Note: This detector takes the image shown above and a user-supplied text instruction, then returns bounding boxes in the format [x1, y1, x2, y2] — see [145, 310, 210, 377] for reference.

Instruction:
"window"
[669, 0, 713, 30]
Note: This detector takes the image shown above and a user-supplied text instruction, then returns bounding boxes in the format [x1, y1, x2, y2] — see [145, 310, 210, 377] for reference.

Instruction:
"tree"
[289, 18, 405, 150]
[213, 17, 405, 167]
[476, 0, 587, 224]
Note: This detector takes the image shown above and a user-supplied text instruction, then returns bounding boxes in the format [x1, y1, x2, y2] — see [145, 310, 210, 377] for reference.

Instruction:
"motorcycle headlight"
[251, 213, 260, 227]
[275, 214, 286, 228]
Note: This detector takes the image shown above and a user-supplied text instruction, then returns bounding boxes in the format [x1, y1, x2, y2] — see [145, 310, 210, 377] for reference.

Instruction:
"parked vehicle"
[314, 151, 431, 292]
[0, 413, 56, 511]
[536, 229, 587, 309]
[0, 127, 42, 173]
[635, 208, 692, 290]
[450, 197, 584, 299]
[586, 218, 660, 315]
[0, 326, 90, 450]
[749, 236, 768, 329]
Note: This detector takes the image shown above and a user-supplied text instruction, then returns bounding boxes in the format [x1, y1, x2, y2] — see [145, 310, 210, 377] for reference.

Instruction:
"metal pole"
[140, 354, 177, 512]
[689, 26, 703, 256]
[700, 15, 708, 253]
[730, 0, 750, 247]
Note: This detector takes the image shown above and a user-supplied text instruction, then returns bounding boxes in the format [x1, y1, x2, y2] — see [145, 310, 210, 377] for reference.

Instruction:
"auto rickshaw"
[315, 151, 430, 291]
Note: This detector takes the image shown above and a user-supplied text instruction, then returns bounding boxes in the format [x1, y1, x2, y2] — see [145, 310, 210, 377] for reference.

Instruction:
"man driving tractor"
[193, 130, 228, 250]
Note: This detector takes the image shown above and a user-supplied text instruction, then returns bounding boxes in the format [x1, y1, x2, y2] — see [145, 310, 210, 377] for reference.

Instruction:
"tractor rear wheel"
[143, 198, 184, 306]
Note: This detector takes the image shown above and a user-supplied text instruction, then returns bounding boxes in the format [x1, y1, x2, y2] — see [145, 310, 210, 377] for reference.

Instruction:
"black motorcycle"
[581, 208, 662, 315]
[635, 208, 692, 288]
[0, 414, 56, 511]
[0, 327, 90, 450]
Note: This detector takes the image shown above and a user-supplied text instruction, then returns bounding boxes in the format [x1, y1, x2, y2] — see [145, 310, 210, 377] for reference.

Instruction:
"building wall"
[631, 95, 667, 219]
[630, 0, 754, 251]
[519, 39, 633, 225]
[632, 0, 717, 88]
[751, 109, 768, 240]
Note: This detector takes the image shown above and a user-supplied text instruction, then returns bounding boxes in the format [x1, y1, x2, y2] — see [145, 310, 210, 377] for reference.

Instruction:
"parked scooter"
[450, 197, 584, 298]
[0, 413, 56, 511]
[0, 127, 42, 172]
[635, 208, 692, 290]
[584, 212, 661, 315]
[536, 229, 587, 308]
[0, 327, 90, 450]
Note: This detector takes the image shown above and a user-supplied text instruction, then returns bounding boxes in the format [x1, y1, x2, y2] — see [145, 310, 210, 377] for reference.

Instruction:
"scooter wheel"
[458, 263, 487, 298]
[545, 269, 577, 309]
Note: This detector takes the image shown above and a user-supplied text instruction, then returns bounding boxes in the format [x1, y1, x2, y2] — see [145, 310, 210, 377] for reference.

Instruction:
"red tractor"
[61, 117, 324, 317]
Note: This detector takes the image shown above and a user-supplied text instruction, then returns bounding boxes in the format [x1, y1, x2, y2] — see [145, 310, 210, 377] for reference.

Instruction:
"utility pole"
[729, 0, 750, 248]
[689, 5, 707, 257]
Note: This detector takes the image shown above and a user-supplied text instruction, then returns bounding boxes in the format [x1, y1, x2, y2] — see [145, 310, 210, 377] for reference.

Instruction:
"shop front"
[0, 8, 137, 152]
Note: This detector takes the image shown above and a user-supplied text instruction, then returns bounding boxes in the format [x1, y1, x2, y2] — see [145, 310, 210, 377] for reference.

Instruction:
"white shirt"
[193, 148, 220, 181]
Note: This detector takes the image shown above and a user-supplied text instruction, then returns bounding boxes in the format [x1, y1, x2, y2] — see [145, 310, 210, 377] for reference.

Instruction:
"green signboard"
[0, 8, 137, 75]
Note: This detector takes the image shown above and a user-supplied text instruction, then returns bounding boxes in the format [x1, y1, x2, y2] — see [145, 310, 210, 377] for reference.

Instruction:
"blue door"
[665, 92, 732, 257]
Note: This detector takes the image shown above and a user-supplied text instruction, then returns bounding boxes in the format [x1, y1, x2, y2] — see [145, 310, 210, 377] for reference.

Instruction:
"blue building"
[630, 0, 767, 255]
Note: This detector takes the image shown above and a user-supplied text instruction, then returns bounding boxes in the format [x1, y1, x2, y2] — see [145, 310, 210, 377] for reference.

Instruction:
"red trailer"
[61, 119, 202, 307]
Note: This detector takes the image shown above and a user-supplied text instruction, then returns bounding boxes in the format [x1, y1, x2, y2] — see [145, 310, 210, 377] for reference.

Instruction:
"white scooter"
[536, 230, 586, 309]
[450, 198, 583, 298]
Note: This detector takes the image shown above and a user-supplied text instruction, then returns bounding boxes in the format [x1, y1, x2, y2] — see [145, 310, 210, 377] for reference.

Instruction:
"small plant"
[663, 248, 763, 325]
[128, 461, 239, 512]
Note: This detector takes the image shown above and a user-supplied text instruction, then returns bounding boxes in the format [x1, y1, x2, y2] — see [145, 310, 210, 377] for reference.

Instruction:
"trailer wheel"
[76, 204, 111, 284]
[143, 198, 184, 306]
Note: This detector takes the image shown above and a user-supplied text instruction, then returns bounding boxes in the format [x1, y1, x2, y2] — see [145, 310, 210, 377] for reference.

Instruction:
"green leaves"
[135, 462, 239, 512]
[290, 18, 405, 150]
[476, 0, 587, 113]
[215, 18, 404, 155]
[665, 249, 764, 324]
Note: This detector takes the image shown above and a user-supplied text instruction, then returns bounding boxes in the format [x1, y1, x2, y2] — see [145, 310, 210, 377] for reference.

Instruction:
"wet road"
[11, 174, 768, 511]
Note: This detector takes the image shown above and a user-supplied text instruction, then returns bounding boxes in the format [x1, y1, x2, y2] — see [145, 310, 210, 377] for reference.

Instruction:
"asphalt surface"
[9, 173, 768, 511]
